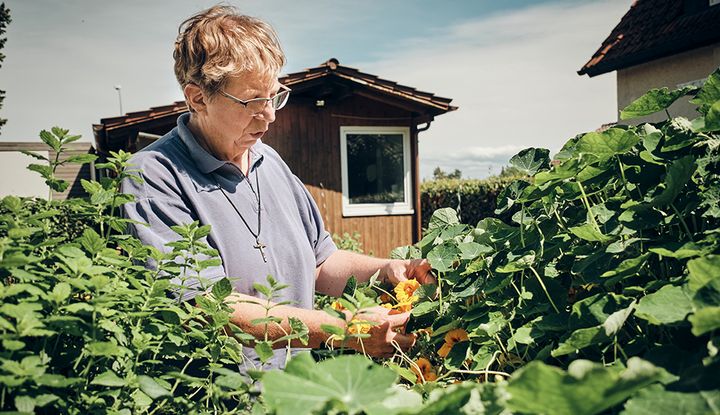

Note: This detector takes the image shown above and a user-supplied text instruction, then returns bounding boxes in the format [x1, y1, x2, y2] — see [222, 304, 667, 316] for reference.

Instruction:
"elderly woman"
[121, 5, 434, 371]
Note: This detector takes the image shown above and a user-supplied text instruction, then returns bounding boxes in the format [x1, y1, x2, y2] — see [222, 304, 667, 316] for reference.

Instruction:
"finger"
[419, 270, 437, 285]
[389, 331, 416, 351]
[386, 311, 410, 328]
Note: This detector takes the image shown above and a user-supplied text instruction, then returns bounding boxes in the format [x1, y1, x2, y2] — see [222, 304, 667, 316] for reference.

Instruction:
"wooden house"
[578, 0, 720, 124]
[93, 59, 456, 256]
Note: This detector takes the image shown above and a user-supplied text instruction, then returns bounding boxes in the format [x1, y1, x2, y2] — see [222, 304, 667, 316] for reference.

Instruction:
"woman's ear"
[184, 83, 207, 113]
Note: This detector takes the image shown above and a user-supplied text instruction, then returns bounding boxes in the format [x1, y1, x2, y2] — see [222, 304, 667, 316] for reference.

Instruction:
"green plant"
[383, 69, 720, 412]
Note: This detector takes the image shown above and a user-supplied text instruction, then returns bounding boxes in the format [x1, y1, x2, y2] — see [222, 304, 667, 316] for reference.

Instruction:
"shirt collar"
[177, 112, 264, 175]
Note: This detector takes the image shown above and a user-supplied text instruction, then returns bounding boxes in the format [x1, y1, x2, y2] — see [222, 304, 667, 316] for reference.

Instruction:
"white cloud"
[358, 0, 632, 179]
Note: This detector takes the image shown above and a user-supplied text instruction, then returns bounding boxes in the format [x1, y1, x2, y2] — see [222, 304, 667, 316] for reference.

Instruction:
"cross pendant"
[254, 239, 268, 263]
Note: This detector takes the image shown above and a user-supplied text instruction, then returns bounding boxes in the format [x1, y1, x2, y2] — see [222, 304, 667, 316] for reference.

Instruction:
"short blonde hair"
[173, 5, 286, 98]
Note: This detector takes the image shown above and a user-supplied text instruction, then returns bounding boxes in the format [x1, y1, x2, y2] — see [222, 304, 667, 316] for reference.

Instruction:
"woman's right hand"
[343, 306, 417, 358]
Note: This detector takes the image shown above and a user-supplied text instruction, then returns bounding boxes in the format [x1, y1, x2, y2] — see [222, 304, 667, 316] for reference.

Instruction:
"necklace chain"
[214, 167, 267, 262]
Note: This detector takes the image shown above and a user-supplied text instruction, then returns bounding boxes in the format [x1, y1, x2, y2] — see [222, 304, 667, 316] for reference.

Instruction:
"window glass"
[346, 133, 405, 204]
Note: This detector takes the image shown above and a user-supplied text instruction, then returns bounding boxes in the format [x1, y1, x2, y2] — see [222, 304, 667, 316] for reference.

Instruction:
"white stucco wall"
[617, 43, 720, 124]
[0, 151, 50, 198]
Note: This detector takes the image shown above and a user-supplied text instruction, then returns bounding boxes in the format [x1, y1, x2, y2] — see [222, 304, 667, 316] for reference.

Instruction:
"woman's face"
[187, 70, 280, 164]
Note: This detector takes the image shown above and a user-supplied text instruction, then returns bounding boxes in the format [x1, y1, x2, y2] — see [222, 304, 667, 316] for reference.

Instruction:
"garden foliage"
[1, 69, 720, 414]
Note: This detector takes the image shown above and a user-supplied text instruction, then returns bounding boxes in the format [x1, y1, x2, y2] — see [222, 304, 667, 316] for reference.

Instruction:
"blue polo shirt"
[121, 112, 337, 370]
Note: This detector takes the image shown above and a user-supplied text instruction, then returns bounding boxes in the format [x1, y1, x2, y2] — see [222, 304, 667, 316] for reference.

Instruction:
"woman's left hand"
[381, 259, 436, 286]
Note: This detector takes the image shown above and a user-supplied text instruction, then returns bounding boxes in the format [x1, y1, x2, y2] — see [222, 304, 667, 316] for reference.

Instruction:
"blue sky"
[0, 0, 632, 179]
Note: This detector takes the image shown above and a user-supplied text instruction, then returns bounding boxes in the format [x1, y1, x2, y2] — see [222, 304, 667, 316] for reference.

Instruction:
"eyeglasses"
[219, 84, 291, 115]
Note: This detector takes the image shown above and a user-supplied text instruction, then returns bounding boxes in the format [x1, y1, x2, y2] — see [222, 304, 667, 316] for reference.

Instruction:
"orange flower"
[379, 293, 393, 303]
[331, 300, 345, 312]
[394, 279, 420, 303]
[438, 328, 469, 358]
[410, 357, 437, 383]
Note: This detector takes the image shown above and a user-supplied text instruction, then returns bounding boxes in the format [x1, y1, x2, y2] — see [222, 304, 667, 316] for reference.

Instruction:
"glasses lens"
[247, 100, 267, 115]
[272, 90, 290, 110]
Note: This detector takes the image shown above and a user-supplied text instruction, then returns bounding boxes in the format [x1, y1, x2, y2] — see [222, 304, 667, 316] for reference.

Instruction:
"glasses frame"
[219, 84, 292, 115]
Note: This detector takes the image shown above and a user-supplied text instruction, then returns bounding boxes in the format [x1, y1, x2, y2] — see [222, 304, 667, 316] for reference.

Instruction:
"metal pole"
[114, 85, 123, 115]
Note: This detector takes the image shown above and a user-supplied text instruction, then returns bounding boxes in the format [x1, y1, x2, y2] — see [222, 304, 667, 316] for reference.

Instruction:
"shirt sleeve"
[120, 157, 226, 302]
[292, 175, 337, 267]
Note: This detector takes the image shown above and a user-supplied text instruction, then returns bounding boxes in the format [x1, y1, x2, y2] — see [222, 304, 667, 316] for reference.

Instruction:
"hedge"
[420, 175, 527, 229]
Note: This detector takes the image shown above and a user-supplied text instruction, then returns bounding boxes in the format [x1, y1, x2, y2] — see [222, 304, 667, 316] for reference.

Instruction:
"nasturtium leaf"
[652, 155, 696, 207]
[551, 326, 608, 357]
[509, 147, 550, 176]
[602, 301, 636, 336]
[601, 253, 650, 285]
[411, 300, 438, 317]
[428, 208, 459, 230]
[622, 384, 720, 415]
[689, 307, 720, 336]
[620, 86, 696, 120]
[687, 256, 720, 293]
[635, 285, 693, 325]
[649, 242, 707, 259]
[690, 68, 720, 114]
[457, 242, 490, 260]
[427, 243, 460, 272]
[576, 128, 640, 160]
[506, 358, 664, 415]
[444, 341, 471, 370]
[138, 375, 171, 400]
[704, 100, 720, 131]
[569, 223, 611, 243]
[495, 252, 536, 273]
[342, 275, 357, 297]
[262, 353, 402, 415]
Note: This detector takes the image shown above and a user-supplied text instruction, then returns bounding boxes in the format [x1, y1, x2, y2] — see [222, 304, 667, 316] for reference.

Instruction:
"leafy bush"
[420, 175, 526, 229]
[383, 69, 720, 413]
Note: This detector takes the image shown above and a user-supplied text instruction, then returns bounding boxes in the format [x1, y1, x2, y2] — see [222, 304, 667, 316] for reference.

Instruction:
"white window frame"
[340, 126, 414, 217]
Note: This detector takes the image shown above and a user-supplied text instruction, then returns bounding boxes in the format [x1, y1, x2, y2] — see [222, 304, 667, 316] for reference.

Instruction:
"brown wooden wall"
[264, 94, 419, 257]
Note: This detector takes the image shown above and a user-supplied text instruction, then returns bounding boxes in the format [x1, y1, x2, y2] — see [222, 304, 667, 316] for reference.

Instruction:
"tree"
[433, 166, 462, 180]
[0, 3, 10, 133]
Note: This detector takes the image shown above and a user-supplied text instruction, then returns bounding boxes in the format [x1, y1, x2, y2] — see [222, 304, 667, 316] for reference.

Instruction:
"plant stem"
[577, 181, 600, 231]
[529, 266, 559, 313]
[671, 203, 694, 242]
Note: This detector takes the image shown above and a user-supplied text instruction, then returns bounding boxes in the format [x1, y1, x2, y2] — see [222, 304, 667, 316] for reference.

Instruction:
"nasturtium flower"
[348, 318, 371, 335]
[394, 279, 420, 303]
[438, 328, 469, 358]
[331, 300, 345, 312]
[410, 357, 437, 383]
[392, 301, 414, 314]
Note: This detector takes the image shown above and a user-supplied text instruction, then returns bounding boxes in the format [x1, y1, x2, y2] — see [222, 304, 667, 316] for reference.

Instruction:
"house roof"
[93, 58, 456, 154]
[280, 58, 457, 115]
[578, 0, 720, 77]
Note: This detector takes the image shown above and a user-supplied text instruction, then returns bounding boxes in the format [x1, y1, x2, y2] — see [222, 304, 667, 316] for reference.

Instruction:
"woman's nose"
[255, 102, 276, 123]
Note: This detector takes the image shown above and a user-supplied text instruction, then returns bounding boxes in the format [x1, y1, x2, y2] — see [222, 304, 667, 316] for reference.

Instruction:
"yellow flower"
[410, 357, 437, 383]
[394, 279, 420, 303]
[438, 328, 469, 358]
[348, 318, 371, 335]
[381, 303, 393, 310]
[331, 300, 345, 312]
